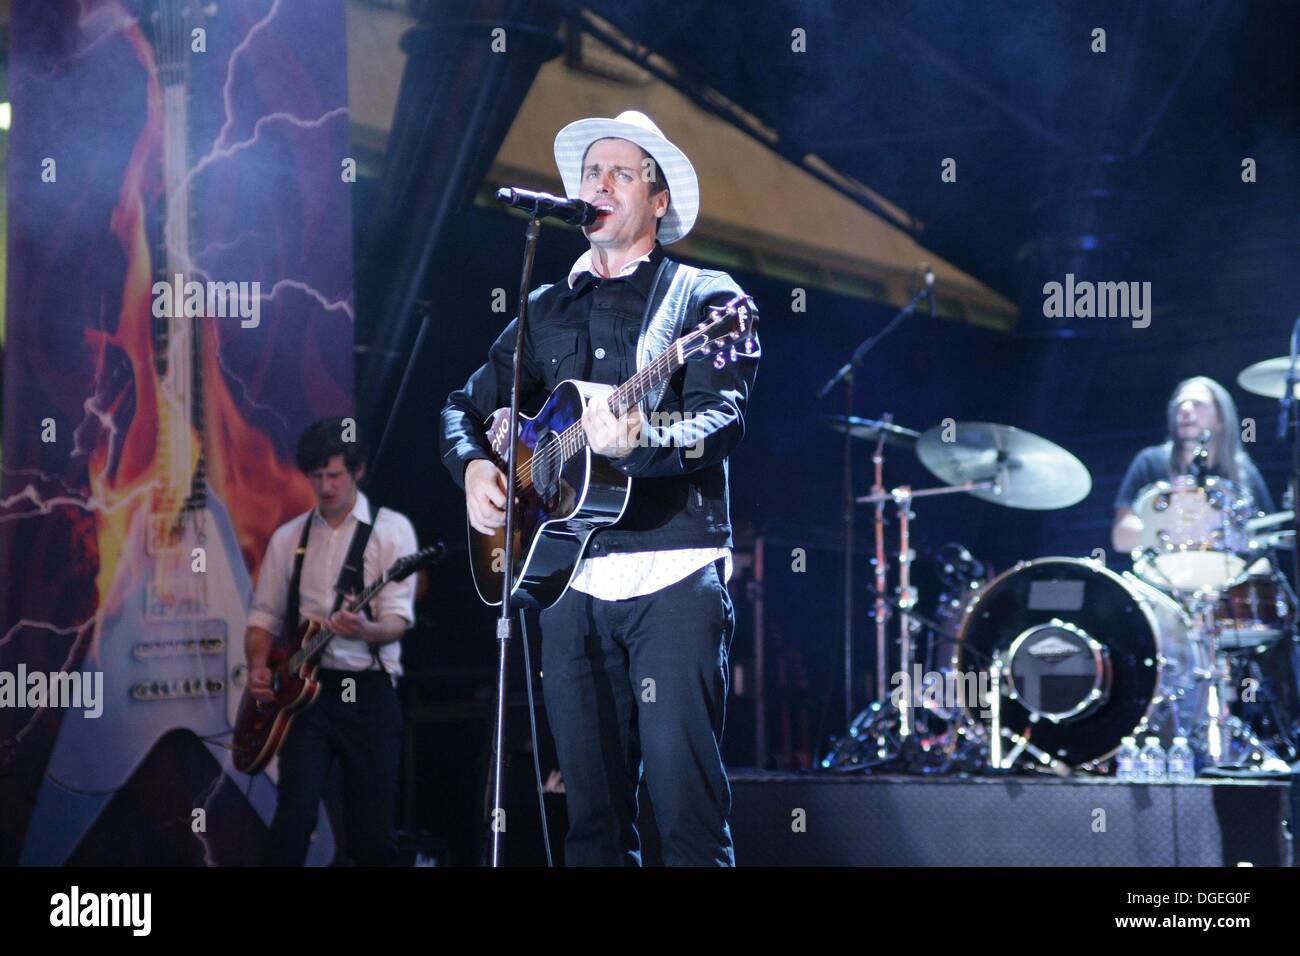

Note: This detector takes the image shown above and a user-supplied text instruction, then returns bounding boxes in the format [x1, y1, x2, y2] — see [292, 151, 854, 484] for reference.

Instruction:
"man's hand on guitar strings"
[465, 459, 509, 534]
[583, 396, 642, 459]
[248, 664, 275, 703]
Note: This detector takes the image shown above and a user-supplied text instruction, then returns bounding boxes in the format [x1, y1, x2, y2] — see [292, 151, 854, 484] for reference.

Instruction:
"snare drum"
[1132, 475, 1252, 592]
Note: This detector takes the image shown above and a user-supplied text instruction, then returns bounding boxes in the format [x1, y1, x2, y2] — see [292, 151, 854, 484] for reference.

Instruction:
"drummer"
[1112, 376, 1275, 553]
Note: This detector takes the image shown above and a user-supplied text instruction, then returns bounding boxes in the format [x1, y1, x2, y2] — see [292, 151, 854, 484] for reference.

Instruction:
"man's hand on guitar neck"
[326, 607, 408, 645]
[583, 397, 642, 459]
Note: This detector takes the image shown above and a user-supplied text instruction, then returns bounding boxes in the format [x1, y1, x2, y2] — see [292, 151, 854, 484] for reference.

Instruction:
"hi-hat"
[1238, 357, 1300, 399]
[916, 422, 1091, 510]
[823, 415, 921, 447]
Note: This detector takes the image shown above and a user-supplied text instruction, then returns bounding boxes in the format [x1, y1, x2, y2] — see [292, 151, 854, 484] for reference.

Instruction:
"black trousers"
[539, 557, 736, 866]
[262, 669, 403, 866]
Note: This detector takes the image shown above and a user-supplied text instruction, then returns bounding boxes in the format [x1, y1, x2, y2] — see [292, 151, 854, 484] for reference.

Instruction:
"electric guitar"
[467, 294, 759, 609]
[231, 546, 442, 774]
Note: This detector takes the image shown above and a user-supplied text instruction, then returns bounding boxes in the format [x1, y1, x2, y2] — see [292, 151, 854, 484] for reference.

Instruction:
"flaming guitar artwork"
[21, 1, 334, 864]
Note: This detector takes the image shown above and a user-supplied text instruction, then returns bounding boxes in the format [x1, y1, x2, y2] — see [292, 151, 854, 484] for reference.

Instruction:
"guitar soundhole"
[532, 430, 562, 504]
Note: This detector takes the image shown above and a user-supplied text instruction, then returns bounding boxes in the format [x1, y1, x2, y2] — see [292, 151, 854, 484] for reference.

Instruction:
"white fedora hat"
[553, 110, 699, 245]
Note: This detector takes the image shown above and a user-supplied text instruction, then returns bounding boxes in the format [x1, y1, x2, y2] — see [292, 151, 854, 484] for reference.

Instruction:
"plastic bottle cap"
[1145, 737, 1160, 745]
[1173, 736, 1188, 745]
[1121, 736, 1136, 745]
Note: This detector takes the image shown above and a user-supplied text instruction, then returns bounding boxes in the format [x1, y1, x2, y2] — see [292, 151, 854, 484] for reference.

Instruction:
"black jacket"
[439, 245, 759, 554]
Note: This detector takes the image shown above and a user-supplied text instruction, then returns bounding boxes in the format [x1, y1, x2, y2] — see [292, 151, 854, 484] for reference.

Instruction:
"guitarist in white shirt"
[245, 418, 417, 865]
[441, 112, 760, 865]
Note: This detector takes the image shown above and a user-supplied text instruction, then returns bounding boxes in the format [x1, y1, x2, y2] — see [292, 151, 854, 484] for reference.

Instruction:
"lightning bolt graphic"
[260, 279, 355, 321]
[214, 0, 284, 152]
[0, 480, 154, 525]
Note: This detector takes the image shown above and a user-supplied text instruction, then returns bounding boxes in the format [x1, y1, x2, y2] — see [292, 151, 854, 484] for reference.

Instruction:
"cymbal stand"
[895, 486, 916, 737]
[854, 477, 1001, 753]
[871, 422, 891, 707]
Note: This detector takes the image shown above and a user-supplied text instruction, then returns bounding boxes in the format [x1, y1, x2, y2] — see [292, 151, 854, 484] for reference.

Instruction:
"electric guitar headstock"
[386, 544, 446, 585]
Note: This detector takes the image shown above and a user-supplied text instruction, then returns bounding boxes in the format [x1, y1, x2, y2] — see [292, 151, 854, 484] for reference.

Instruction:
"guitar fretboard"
[289, 572, 391, 670]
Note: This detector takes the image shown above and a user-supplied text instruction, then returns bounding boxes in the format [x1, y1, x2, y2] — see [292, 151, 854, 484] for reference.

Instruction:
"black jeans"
[539, 557, 736, 866]
[262, 669, 403, 866]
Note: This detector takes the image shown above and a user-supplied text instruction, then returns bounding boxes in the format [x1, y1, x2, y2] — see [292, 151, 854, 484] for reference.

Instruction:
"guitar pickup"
[131, 677, 226, 701]
[132, 635, 226, 660]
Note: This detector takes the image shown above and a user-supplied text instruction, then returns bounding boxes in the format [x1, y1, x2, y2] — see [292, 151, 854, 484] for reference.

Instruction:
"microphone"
[1192, 429, 1211, 485]
[496, 187, 598, 226]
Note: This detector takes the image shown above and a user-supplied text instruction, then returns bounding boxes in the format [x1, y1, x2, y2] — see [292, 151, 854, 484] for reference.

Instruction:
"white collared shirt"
[563, 247, 730, 600]
[247, 491, 418, 674]
[566, 247, 653, 288]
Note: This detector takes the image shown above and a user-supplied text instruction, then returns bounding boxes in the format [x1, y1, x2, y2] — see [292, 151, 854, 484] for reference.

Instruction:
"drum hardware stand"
[998, 727, 1072, 777]
[984, 670, 1071, 776]
[823, 581, 995, 772]
[1277, 317, 1300, 605]
[896, 486, 917, 738]
[826, 478, 1004, 770]
[871, 422, 891, 711]
[989, 650, 1005, 768]
[1189, 595, 1290, 771]
[816, 275, 935, 726]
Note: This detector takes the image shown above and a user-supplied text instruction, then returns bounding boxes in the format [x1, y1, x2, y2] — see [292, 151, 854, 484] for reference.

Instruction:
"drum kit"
[820, 352, 1300, 778]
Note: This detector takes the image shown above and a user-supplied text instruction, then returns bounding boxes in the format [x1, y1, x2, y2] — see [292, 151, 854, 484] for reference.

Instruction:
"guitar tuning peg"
[728, 346, 738, 363]
[713, 352, 727, 371]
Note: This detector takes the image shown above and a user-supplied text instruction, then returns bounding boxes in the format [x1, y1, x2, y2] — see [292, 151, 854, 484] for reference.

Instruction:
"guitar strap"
[282, 505, 380, 637]
[282, 514, 313, 647]
[335, 508, 379, 620]
[635, 259, 701, 416]
[336, 508, 388, 674]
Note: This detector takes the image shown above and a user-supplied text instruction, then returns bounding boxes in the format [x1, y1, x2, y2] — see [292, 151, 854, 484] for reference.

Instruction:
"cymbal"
[1238, 357, 1300, 399]
[823, 415, 921, 447]
[916, 422, 1091, 510]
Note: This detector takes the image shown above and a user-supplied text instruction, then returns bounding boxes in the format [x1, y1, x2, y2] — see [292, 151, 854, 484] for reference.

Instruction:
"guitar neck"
[154, 0, 207, 514]
[291, 573, 390, 670]
[554, 340, 685, 460]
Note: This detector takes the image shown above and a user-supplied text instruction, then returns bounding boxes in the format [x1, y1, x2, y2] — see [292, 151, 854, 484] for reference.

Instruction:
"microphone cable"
[517, 609, 554, 867]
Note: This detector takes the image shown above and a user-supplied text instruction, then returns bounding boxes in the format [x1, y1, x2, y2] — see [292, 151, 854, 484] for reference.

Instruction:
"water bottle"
[1138, 736, 1167, 782]
[1167, 737, 1196, 782]
[1116, 736, 1139, 781]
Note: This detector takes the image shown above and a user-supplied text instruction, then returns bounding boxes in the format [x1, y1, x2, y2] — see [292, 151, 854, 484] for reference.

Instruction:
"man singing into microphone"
[440, 111, 759, 865]
[1113, 376, 1274, 552]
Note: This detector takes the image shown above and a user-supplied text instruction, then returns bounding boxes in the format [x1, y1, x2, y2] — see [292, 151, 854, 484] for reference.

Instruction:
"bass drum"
[956, 557, 1207, 769]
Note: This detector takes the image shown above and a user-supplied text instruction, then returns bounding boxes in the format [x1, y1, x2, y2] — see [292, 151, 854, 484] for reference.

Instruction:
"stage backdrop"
[0, 0, 353, 865]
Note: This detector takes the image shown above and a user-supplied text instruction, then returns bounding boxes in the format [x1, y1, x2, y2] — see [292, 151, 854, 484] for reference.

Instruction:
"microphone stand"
[1282, 318, 1300, 607]
[815, 276, 934, 729]
[487, 212, 543, 867]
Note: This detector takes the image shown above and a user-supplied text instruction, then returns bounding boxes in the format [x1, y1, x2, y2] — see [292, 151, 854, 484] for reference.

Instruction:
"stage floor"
[726, 770, 1295, 866]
